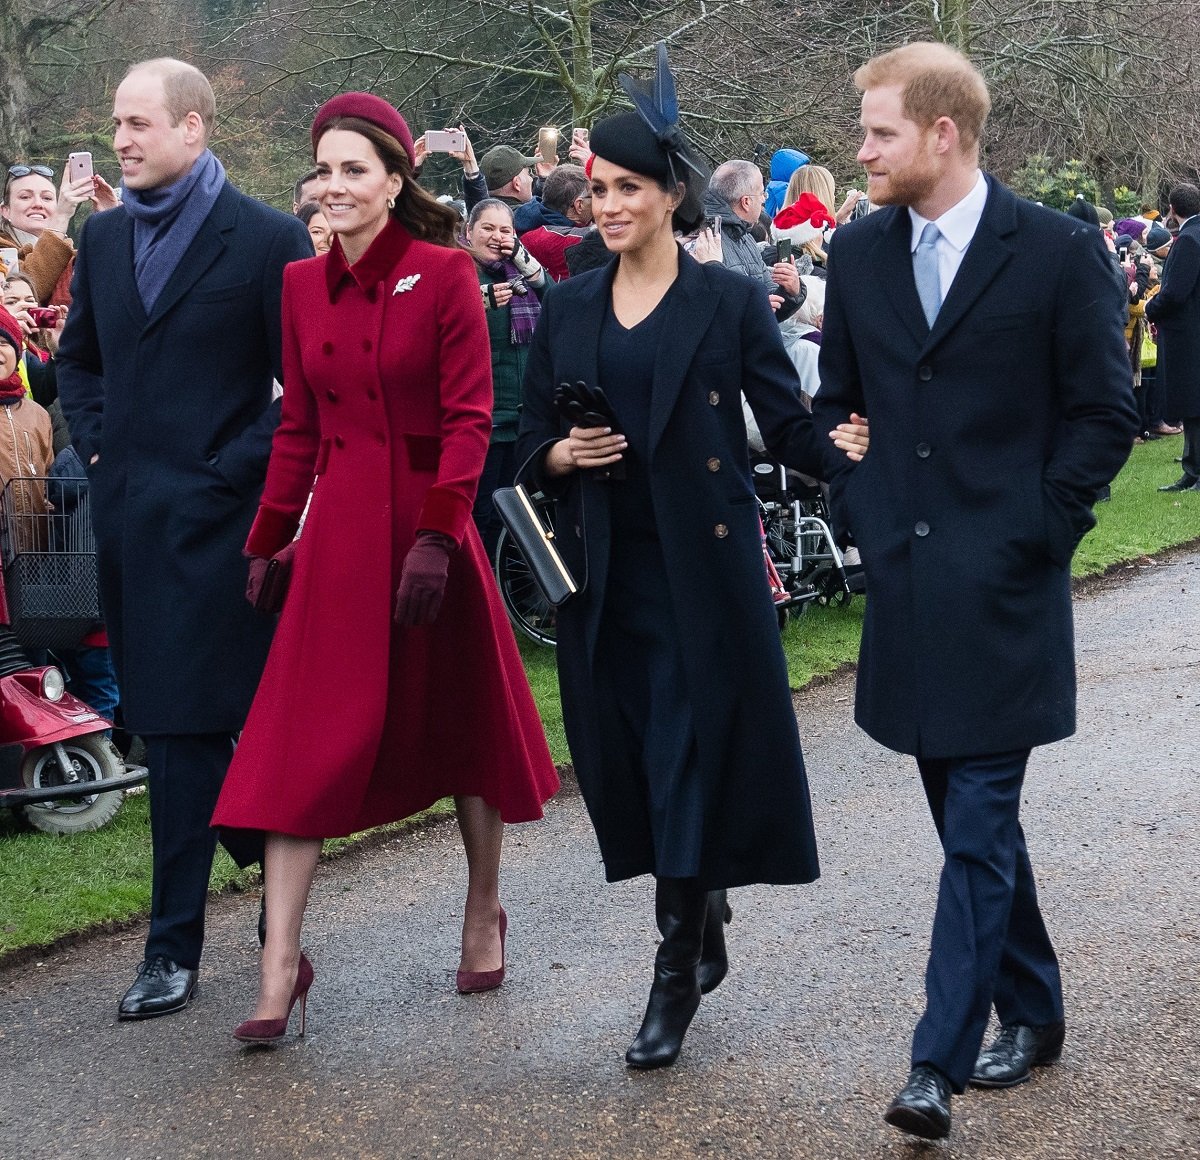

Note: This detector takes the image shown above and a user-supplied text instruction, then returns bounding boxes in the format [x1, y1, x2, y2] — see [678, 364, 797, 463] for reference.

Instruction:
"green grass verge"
[1, 438, 1196, 958]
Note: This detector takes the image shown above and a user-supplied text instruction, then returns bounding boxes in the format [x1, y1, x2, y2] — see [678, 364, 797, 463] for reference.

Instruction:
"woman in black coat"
[516, 82, 866, 1070]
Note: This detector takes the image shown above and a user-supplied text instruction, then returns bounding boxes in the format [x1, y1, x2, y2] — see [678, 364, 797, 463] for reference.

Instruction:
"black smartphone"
[706, 213, 721, 234]
[776, 237, 793, 262]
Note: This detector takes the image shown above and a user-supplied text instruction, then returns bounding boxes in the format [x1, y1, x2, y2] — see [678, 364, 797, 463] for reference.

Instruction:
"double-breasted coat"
[55, 184, 312, 733]
[1145, 215, 1200, 418]
[516, 252, 824, 889]
[211, 221, 558, 840]
[813, 177, 1138, 759]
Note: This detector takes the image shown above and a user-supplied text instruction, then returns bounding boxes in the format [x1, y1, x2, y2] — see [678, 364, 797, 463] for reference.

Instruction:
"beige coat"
[0, 396, 54, 552]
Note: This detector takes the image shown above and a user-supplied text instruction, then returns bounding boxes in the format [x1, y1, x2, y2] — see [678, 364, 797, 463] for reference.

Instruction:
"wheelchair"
[750, 455, 858, 623]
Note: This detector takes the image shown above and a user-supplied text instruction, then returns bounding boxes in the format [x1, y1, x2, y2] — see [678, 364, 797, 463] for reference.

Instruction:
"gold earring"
[387, 194, 396, 210]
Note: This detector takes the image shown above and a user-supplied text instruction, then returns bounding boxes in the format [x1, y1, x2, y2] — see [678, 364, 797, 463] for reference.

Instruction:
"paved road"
[1, 554, 1197, 1159]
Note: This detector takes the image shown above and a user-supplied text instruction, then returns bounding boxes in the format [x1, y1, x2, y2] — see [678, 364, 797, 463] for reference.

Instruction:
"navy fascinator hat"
[588, 43, 707, 230]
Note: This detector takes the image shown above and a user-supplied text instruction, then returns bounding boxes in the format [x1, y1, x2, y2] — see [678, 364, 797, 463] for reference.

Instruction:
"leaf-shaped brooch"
[393, 273, 422, 296]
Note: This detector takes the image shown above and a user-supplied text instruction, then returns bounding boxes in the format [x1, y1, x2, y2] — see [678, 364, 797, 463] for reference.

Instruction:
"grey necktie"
[913, 221, 942, 328]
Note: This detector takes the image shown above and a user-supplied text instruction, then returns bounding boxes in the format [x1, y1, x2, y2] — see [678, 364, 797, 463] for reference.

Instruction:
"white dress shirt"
[909, 171, 989, 305]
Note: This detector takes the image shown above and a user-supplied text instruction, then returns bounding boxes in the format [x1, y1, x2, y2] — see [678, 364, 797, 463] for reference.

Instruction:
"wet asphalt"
[0, 552, 1197, 1160]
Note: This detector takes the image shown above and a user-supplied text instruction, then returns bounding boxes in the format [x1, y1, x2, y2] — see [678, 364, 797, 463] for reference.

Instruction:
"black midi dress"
[592, 287, 703, 878]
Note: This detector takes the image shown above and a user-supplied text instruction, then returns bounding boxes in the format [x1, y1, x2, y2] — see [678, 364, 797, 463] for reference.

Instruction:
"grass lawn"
[1, 437, 1196, 959]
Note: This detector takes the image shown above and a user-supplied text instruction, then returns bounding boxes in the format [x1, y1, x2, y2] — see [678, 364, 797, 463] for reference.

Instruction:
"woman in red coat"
[211, 93, 559, 1043]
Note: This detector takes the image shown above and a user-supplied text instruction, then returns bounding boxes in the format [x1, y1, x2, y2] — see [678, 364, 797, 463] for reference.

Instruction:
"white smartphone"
[67, 151, 94, 183]
[425, 129, 466, 153]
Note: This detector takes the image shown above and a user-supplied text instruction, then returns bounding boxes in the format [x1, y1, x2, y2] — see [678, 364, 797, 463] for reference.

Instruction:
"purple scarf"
[122, 149, 226, 312]
[479, 257, 541, 346]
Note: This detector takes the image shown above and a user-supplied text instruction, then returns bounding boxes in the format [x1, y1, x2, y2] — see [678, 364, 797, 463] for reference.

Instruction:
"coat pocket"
[403, 433, 442, 473]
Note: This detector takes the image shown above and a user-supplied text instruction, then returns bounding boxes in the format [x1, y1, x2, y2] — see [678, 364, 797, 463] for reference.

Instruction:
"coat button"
[915, 442, 931, 458]
[327, 388, 339, 403]
[714, 523, 729, 538]
[914, 520, 930, 537]
[334, 435, 345, 449]
[322, 341, 334, 356]
[376, 432, 387, 447]
[367, 388, 378, 401]
[918, 365, 933, 382]
[708, 391, 720, 405]
[706, 457, 721, 472]
[363, 339, 372, 353]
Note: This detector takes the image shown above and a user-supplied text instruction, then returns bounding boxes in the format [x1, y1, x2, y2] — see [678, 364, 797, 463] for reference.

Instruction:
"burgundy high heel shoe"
[456, 907, 507, 994]
[233, 952, 314, 1044]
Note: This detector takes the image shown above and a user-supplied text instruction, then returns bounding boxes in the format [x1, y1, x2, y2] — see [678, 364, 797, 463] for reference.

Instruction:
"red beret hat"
[310, 92, 416, 167]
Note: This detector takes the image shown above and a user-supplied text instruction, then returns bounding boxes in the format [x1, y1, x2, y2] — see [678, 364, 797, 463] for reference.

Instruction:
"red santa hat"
[771, 193, 836, 245]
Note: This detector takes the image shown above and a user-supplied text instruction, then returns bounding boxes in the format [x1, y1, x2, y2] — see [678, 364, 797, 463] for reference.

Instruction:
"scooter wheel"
[20, 734, 126, 835]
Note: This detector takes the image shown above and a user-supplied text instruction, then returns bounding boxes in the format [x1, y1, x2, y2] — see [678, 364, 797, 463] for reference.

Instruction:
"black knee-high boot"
[697, 889, 733, 995]
[626, 877, 707, 1069]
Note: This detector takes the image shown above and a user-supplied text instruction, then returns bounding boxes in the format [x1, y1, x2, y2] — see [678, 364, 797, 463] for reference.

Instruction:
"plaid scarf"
[479, 258, 541, 346]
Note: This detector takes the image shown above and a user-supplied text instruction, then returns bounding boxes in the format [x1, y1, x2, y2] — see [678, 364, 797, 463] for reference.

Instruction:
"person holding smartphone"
[1, 159, 118, 307]
[516, 48, 868, 1072]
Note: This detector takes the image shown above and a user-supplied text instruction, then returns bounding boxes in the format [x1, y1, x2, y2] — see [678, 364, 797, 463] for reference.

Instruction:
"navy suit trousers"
[144, 733, 238, 969]
[911, 749, 1064, 1091]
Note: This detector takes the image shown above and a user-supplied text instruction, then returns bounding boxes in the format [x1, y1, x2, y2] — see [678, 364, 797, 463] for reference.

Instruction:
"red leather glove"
[394, 531, 455, 626]
[245, 541, 298, 615]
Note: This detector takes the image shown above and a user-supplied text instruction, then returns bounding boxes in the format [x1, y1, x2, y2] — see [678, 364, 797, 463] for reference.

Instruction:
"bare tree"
[0, 0, 127, 162]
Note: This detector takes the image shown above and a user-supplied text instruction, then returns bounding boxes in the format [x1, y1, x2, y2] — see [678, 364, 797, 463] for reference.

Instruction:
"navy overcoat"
[56, 183, 312, 734]
[1145, 215, 1200, 418]
[516, 251, 826, 888]
[813, 177, 1138, 759]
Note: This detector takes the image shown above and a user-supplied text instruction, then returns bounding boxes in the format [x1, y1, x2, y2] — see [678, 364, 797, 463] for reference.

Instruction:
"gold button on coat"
[706, 457, 721, 472]
[708, 391, 720, 405]
[714, 523, 729, 538]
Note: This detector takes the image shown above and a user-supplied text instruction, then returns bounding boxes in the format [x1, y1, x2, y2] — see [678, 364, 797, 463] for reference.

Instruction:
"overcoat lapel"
[870, 207, 928, 347]
[570, 257, 614, 398]
[145, 184, 238, 328]
[647, 253, 722, 456]
[110, 212, 149, 330]
[922, 177, 1018, 353]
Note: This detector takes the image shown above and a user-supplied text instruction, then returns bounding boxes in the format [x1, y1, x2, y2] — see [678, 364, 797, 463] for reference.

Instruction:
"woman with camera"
[211, 92, 558, 1045]
[516, 48, 868, 1071]
[461, 198, 547, 558]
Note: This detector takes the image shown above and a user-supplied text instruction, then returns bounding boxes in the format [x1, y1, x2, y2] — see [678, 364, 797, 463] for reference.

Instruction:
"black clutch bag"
[492, 483, 578, 607]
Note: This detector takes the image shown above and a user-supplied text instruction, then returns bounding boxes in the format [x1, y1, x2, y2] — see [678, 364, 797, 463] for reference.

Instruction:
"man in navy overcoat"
[56, 58, 310, 1019]
[812, 43, 1137, 1140]
[1145, 182, 1200, 491]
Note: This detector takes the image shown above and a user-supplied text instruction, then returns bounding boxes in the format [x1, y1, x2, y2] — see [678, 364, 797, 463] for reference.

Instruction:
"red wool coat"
[212, 220, 558, 839]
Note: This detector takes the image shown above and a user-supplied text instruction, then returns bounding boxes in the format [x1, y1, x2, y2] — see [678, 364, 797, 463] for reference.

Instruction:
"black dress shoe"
[970, 1021, 1065, 1088]
[1158, 475, 1199, 492]
[884, 1065, 952, 1140]
[117, 955, 199, 1021]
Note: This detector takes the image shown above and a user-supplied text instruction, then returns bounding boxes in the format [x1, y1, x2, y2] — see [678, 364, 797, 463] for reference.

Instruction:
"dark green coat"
[476, 264, 542, 443]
